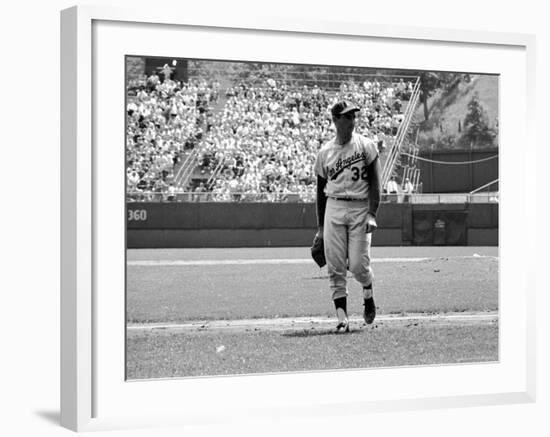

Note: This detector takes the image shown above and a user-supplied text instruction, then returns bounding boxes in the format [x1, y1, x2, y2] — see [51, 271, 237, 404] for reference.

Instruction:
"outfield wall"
[127, 202, 498, 248]
[418, 149, 499, 193]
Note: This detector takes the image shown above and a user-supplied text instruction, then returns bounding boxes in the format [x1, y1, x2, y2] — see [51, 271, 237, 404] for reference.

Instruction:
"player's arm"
[316, 175, 328, 239]
[366, 156, 381, 232]
[367, 156, 381, 216]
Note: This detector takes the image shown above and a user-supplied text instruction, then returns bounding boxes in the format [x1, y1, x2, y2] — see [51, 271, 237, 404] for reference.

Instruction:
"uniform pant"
[323, 198, 373, 301]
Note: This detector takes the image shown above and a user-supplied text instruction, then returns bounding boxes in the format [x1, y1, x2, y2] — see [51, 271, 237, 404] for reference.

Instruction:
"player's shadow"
[281, 328, 363, 337]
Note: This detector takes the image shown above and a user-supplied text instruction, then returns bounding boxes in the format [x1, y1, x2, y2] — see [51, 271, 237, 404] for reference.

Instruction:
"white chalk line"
[128, 255, 497, 267]
[127, 311, 498, 333]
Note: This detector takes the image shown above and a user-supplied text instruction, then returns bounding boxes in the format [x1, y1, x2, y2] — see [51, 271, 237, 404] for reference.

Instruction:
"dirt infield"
[127, 311, 498, 334]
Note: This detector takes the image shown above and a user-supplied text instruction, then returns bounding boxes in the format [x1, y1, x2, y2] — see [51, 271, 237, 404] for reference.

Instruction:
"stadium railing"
[126, 191, 498, 204]
[380, 77, 422, 189]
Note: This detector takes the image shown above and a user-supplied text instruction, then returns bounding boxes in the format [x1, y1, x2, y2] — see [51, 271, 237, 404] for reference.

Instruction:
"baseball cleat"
[363, 297, 376, 324]
[335, 307, 350, 333]
[335, 319, 350, 333]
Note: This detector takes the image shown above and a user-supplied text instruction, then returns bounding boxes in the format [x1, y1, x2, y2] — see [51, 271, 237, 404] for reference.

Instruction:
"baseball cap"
[331, 100, 360, 117]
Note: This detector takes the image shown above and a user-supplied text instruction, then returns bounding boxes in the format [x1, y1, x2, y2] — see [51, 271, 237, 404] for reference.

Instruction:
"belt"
[328, 196, 367, 201]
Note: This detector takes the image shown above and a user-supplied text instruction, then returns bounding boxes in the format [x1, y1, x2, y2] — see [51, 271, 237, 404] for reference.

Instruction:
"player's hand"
[365, 213, 377, 233]
[315, 226, 324, 239]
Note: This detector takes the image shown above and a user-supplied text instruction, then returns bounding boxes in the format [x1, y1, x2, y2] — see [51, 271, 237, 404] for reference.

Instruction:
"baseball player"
[314, 100, 381, 333]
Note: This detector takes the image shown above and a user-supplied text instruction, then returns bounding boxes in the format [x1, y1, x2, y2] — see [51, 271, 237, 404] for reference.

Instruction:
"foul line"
[127, 311, 498, 333]
[128, 255, 496, 267]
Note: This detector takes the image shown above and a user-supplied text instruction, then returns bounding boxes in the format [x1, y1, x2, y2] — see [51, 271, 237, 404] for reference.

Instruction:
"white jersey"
[314, 133, 378, 200]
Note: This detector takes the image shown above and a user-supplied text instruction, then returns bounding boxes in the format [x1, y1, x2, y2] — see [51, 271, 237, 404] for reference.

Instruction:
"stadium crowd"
[126, 68, 413, 202]
[126, 71, 219, 200]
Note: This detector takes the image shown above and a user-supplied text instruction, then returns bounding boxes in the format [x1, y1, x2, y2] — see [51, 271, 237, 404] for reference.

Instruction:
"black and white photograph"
[125, 56, 499, 380]
[4, 0, 544, 435]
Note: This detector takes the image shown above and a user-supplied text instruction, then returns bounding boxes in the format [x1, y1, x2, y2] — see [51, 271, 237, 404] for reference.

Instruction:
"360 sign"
[128, 209, 148, 221]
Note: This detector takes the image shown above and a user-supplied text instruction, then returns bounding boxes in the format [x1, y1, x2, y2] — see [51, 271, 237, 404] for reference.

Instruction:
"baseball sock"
[334, 296, 347, 312]
[334, 297, 348, 329]
[363, 284, 373, 300]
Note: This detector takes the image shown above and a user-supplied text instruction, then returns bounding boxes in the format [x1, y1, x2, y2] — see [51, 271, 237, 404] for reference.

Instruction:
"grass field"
[126, 246, 498, 379]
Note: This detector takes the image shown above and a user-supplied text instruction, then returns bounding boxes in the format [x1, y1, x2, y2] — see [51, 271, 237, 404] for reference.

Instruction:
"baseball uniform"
[314, 132, 378, 300]
[314, 100, 381, 331]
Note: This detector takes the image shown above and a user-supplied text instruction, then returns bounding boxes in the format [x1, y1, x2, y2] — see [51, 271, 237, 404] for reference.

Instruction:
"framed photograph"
[61, 5, 536, 432]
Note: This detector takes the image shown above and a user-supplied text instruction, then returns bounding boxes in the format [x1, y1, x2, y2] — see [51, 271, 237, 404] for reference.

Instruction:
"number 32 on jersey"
[351, 165, 368, 181]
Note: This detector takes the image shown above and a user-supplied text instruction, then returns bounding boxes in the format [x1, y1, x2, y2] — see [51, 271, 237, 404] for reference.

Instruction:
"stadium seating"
[126, 74, 411, 202]
[126, 78, 218, 201]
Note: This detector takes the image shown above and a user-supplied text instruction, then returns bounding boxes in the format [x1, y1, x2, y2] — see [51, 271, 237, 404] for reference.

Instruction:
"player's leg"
[347, 204, 373, 286]
[347, 204, 376, 324]
[324, 199, 349, 331]
[324, 199, 349, 301]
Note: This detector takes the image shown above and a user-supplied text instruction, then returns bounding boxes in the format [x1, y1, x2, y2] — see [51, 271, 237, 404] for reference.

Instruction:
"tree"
[419, 72, 440, 121]
[416, 72, 467, 121]
[462, 93, 497, 147]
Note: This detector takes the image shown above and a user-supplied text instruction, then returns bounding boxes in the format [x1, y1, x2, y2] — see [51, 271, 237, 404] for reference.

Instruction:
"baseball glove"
[310, 235, 326, 268]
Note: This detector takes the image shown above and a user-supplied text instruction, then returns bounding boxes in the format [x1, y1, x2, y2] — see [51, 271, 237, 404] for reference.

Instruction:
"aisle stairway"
[380, 77, 422, 191]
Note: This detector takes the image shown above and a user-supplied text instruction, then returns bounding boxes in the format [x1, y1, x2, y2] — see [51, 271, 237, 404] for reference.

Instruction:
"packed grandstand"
[126, 61, 416, 202]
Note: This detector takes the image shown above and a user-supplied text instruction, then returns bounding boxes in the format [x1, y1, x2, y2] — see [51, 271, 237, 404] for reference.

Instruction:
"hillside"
[412, 74, 499, 150]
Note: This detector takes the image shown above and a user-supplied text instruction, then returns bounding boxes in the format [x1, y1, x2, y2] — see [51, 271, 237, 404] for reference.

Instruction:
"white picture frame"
[60, 5, 536, 432]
